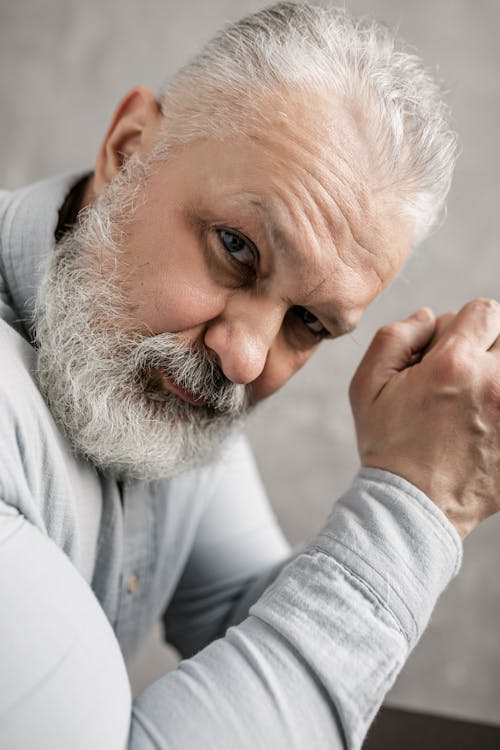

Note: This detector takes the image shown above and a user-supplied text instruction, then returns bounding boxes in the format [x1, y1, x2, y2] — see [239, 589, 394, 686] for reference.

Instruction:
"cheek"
[120, 222, 223, 334]
[249, 344, 315, 403]
[145, 269, 221, 334]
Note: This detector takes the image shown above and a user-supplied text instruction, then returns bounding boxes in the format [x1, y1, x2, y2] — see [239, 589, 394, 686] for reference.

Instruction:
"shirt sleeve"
[0, 498, 132, 750]
[0, 468, 462, 750]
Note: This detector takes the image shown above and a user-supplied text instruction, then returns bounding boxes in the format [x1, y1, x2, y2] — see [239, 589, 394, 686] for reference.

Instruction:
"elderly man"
[1, 3, 499, 749]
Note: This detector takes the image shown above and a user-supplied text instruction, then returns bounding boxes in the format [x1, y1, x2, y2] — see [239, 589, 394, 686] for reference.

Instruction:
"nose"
[203, 298, 283, 385]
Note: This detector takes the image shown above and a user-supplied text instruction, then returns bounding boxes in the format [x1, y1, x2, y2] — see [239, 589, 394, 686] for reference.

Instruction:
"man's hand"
[350, 299, 500, 539]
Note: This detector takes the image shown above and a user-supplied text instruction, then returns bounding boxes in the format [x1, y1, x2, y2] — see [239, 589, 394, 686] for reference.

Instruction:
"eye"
[292, 306, 329, 337]
[218, 229, 257, 268]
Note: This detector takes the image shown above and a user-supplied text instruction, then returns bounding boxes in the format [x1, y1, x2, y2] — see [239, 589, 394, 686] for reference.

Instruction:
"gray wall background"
[1, 0, 499, 725]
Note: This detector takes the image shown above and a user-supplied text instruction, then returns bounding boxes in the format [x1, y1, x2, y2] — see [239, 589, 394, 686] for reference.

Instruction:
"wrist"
[361, 459, 477, 540]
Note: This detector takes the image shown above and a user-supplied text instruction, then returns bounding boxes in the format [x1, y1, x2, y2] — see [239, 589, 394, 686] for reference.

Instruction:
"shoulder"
[0, 320, 54, 517]
[0, 319, 102, 555]
[0, 318, 49, 433]
[0, 318, 39, 417]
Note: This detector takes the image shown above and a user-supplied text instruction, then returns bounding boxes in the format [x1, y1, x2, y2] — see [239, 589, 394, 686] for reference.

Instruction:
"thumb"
[350, 308, 436, 406]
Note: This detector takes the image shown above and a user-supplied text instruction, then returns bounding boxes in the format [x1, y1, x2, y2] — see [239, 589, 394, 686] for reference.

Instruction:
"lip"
[159, 371, 207, 407]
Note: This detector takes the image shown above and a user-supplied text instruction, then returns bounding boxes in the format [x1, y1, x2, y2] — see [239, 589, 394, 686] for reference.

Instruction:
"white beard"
[35, 158, 249, 480]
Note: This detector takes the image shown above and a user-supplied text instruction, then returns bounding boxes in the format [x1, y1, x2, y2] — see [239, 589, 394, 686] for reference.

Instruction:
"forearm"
[133, 469, 462, 749]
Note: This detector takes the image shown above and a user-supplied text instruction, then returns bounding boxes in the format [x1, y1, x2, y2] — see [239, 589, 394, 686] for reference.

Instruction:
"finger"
[423, 311, 455, 353]
[432, 311, 456, 343]
[432, 298, 500, 352]
[350, 308, 436, 404]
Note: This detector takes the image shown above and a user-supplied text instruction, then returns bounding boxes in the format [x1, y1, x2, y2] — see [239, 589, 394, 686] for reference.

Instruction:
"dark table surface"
[363, 706, 500, 750]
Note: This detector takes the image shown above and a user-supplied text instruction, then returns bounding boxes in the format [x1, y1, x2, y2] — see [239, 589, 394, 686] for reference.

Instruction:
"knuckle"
[375, 322, 402, 343]
[435, 341, 474, 382]
[467, 297, 500, 315]
[432, 312, 455, 342]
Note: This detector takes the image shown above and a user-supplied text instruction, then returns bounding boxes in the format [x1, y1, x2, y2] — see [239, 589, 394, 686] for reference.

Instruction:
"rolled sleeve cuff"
[314, 467, 463, 646]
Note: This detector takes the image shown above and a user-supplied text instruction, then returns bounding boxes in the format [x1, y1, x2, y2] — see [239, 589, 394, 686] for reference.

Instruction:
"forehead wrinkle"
[282, 140, 409, 288]
[286, 155, 392, 291]
[250, 153, 371, 287]
[289, 121, 369, 219]
[233, 174, 385, 312]
[249, 113, 386, 278]
[218, 135, 397, 300]
[251, 193, 333, 290]
[268, 171, 367, 306]
[250, 109, 372, 235]
[291, 145, 373, 265]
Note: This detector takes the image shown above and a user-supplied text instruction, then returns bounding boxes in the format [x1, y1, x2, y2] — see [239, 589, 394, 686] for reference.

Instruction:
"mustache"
[128, 332, 249, 415]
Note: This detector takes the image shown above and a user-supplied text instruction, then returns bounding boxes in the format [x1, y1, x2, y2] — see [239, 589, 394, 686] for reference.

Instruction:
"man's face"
[36, 93, 413, 480]
[117, 105, 413, 406]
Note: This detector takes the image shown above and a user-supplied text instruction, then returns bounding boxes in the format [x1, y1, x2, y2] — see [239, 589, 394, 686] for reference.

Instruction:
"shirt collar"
[1, 170, 90, 339]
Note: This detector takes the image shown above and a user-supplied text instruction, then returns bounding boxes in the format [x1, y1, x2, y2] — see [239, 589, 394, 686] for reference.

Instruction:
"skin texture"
[86, 86, 500, 539]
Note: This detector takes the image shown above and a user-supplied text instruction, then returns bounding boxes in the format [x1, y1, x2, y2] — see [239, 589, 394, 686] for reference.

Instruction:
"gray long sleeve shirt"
[0, 173, 462, 749]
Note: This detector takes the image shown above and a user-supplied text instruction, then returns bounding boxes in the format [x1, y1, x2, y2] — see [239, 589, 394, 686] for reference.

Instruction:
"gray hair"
[157, 2, 458, 245]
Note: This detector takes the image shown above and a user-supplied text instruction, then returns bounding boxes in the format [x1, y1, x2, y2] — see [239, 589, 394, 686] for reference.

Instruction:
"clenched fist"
[350, 299, 500, 539]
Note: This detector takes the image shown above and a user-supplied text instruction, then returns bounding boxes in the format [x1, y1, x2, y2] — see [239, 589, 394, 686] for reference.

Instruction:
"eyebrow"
[248, 198, 290, 257]
[247, 198, 357, 337]
[323, 316, 357, 337]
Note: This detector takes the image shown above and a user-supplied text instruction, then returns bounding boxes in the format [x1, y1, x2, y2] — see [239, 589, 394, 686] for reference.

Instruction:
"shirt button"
[127, 574, 138, 593]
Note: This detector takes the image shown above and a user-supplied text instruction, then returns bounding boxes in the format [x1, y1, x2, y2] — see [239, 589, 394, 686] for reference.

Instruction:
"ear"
[91, 86, 162, 197]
